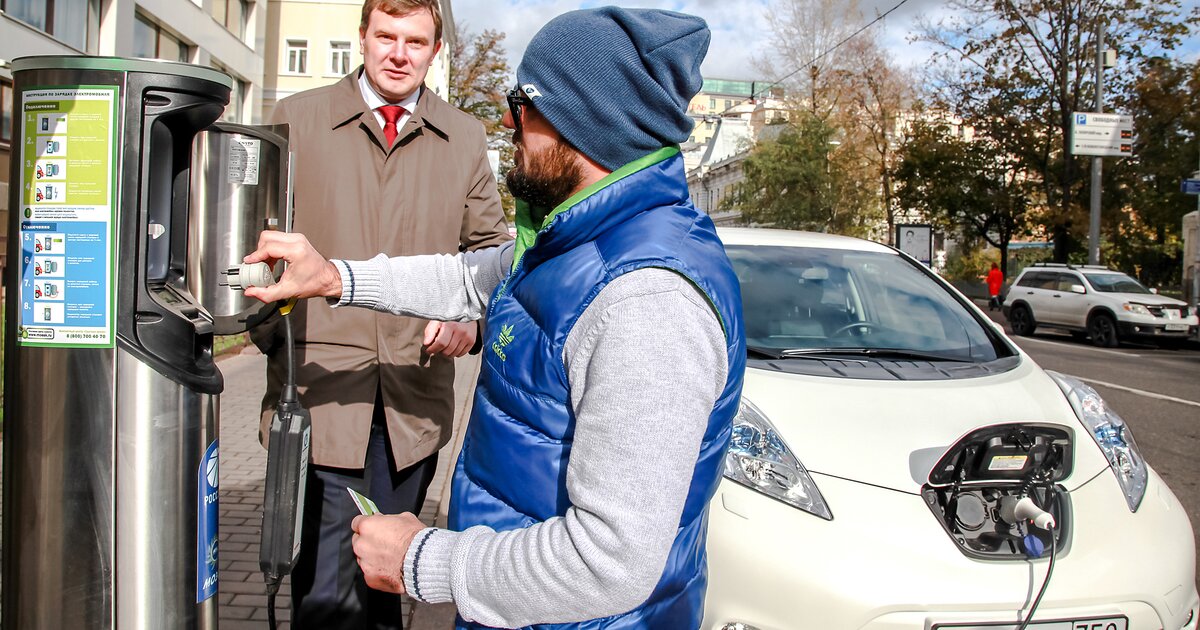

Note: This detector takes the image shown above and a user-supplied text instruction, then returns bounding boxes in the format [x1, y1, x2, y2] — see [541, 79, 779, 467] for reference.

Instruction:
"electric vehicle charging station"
[2, 56, 301, 630]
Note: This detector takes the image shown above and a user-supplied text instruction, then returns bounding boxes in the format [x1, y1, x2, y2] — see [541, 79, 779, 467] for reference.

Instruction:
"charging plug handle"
[1000, 495, 1056, 530]
[225, 262, 277, 290]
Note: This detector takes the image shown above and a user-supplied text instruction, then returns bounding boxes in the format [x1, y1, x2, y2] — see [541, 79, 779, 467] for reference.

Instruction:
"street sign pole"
[1088, 19, 1105, 266]
[1193, 168, 1200, 319]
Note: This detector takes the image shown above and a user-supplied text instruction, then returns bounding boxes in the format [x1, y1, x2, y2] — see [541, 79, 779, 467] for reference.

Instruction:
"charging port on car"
[922, 424, 1073, 560]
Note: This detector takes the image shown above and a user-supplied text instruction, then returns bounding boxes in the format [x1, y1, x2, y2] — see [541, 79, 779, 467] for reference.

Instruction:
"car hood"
[741, 356, 1113, 494]
[1117, 293, 1188, 307]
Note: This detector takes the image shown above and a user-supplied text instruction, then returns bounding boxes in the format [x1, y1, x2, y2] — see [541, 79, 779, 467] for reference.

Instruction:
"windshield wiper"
[779, 348, 971, 362]
[746, 345, 786, 360]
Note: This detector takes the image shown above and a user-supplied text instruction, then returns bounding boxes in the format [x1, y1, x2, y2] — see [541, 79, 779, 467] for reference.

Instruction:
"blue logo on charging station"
[197, 440, 219, 602]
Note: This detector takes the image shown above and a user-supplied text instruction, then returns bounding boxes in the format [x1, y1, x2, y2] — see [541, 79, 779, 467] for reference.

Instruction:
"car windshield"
[1083, 272, 1151, 294]
[728, 244, 1001, 362]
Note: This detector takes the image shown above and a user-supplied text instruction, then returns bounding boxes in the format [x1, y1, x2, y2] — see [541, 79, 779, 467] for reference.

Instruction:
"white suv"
[1004, 263, 1198, 347]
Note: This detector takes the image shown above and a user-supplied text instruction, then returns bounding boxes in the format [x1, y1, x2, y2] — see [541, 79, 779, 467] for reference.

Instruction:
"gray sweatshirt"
[332, 241, 728, 627]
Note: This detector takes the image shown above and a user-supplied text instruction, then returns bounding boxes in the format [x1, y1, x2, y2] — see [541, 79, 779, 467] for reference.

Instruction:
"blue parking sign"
[1182, 179, 1200, 195]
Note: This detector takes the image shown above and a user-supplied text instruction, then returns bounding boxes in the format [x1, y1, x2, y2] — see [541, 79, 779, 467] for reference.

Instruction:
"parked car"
[704, 229, 1196, 630]
[1003, 263, 1198, 347]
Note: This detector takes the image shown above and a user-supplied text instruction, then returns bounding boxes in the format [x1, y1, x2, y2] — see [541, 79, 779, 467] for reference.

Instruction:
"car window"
[728, 244, 1001, 361]
[1054, 273, 1083, 292]
[1017, 271, 1055, 289]
[1084, 272, 1152, 294]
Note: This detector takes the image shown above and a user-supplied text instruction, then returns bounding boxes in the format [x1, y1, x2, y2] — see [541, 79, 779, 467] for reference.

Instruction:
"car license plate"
[934, 617, 1127, 630]
[1164, 323, 1188, 331]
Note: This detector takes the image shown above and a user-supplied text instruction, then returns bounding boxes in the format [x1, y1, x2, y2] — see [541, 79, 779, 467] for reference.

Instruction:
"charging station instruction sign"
[16, 86, 117, 348]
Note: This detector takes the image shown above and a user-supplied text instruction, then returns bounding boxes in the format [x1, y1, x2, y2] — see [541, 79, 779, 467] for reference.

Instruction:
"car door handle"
[1052, 294, 1062, 298]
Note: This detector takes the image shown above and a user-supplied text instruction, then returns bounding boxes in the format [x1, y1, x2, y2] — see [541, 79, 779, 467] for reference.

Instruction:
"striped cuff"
[328, 257, 386, 309]
[403, 527, 455, 604]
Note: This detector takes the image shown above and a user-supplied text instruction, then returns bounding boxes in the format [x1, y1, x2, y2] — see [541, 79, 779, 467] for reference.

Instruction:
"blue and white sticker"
[197, 440, 219, 602]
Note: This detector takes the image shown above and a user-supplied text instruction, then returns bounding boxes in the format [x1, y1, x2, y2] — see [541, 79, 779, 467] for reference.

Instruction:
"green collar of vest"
[511, 146, 680, 271]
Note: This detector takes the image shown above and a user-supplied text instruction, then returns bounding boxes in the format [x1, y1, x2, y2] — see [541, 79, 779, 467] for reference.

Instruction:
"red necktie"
[378, 105, 405, 146]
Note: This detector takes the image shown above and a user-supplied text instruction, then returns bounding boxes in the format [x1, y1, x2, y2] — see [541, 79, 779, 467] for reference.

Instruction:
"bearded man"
[246, 7, 746, 628]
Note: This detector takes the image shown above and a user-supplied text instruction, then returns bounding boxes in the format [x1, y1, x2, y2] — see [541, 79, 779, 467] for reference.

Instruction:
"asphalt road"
[984, 306, 1200, 594]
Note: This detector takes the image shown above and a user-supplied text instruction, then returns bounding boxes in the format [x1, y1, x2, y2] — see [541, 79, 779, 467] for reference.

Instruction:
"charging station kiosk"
[2, 56, 292, 629]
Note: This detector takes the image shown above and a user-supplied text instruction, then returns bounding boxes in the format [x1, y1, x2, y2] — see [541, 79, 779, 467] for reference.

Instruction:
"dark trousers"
[291, 400, 440, 630]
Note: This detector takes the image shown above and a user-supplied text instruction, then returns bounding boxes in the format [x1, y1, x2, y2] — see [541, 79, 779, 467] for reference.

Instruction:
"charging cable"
[224, 262, 309, 630]
[1017, 531, 1056, 630]
[1002, 489, 1058, 630]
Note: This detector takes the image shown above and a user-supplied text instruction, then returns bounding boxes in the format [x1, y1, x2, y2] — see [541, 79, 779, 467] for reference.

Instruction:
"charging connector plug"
[1000, 495, 1056, 530]
[223, 262, 277, 290]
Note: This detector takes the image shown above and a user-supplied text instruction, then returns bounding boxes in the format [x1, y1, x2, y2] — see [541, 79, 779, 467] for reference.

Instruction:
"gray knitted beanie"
[515, 7, 711, 171]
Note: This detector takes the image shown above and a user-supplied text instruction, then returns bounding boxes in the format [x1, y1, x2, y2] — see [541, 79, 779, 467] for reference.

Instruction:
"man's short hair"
[360, 0, 442, 42]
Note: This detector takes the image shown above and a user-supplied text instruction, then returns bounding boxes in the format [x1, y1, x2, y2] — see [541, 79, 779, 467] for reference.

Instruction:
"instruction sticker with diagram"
[16, 86, 118, 347]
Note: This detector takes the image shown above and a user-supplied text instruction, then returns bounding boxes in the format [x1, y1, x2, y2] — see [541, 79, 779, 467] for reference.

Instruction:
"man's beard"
[506, 137, 584, 221]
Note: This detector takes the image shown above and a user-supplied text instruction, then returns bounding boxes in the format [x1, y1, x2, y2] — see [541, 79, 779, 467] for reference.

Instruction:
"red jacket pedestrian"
[987, 263, 1004, 310]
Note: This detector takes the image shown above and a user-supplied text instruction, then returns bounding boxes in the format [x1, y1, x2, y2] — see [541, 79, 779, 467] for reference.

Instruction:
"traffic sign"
[1071, 112, 1133, 157]
[1183, 179, 1200, 195]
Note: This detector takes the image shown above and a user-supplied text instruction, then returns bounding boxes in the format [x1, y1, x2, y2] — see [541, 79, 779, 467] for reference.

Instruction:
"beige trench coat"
[257, 70, 509, 470]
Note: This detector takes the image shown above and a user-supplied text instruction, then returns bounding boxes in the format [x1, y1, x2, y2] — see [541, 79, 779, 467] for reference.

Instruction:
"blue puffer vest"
[449, 148, 746, 629]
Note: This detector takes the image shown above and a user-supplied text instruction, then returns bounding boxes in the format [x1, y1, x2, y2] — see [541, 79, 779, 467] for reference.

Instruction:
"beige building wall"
[263, 0, 453, 121]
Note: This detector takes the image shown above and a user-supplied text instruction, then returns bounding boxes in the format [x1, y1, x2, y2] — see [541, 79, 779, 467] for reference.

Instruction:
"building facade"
[686, 78, 783, 146]
[1, 0, 269, 275]
[261, 0, 453, 122]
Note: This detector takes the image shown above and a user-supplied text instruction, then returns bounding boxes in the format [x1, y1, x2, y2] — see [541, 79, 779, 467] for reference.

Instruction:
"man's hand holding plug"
[243, 231, 343, 303]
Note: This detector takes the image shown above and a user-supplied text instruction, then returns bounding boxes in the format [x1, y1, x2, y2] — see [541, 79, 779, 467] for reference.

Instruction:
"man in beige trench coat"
[255, 0, 509, 627]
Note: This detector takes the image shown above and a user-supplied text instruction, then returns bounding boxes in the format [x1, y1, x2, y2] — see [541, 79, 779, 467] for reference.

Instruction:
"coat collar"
[327, 67, 453, 145]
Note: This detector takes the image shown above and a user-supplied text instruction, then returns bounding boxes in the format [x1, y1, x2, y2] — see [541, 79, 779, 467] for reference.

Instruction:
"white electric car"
[704, 229, 1197, 630]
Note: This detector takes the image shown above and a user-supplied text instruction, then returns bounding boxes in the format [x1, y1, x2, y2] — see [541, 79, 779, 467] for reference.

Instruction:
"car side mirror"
[1070, 284, 1086, 294]
[1149, 288, 1158, 294]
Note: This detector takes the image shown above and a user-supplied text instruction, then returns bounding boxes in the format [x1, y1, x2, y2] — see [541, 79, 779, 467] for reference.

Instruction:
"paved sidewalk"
[217, 346, 474, 629]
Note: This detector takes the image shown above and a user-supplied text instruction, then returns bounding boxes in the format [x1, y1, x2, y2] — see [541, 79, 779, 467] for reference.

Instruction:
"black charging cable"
[1017, 528, 1057, 630]
[265, 309, 300, 630]
[1016, 488, 1058, 630]
[226, 262, 307, 630]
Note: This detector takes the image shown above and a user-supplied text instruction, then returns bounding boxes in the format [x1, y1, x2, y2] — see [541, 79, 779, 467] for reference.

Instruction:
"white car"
[1003, 263, 1199, 347]
[704, 229, 1197, 630]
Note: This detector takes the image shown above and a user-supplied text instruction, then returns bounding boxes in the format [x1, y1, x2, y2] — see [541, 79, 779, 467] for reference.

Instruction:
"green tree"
[918, 0, 1194, 262]
[449, 25, 514, 219]
[727, 113, 879, 237]
[836, 36, 914, 244]
[755, 0, 910, 240]
[1101, 57, 1200, 286]
[893, 120, 1033, 279]
[449, 26, 509, 137]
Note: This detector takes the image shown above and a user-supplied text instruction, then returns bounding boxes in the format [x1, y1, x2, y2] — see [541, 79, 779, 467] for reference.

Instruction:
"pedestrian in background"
[245, 7, 746, 628]
[254, 0, 509, 627]
[987, 262, 1004, 311]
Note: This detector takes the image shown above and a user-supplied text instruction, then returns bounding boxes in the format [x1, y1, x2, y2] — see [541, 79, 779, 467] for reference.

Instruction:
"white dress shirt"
[358, 70, 421, 131]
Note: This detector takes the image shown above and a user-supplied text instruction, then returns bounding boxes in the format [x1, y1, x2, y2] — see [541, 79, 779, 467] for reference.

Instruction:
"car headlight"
[1047, 371, 1147, 511]
[1122, 302, 1151, 316]
[723, 399, 832, 520]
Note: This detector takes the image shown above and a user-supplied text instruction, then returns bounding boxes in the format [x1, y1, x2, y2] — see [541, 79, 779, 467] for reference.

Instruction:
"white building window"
[286, 39, 309, 74]
[329, 41, 352, 76]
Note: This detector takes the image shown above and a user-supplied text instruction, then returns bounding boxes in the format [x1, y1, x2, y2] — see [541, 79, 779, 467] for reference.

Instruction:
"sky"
[450, 0, 1199, 84]
[450, 0, 964, 82]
